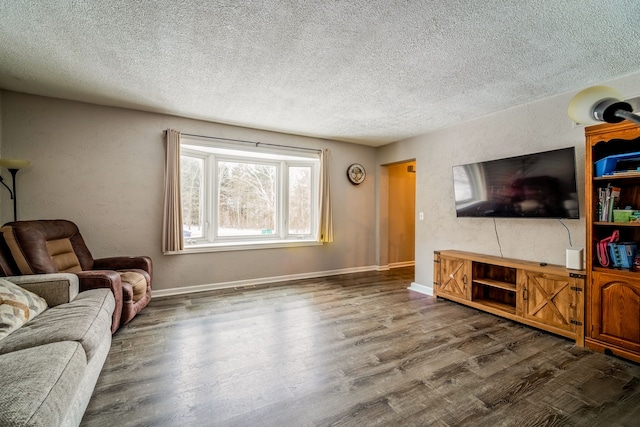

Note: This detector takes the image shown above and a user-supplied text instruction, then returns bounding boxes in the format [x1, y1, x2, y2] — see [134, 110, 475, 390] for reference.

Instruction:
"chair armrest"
[94, 256, 152, 276]
[76, 270, 123, 293]
[76, 270, 123, 334]
[6, 273, 79, 307]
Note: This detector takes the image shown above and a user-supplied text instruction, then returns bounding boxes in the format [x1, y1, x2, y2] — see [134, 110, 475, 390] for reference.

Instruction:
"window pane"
[288, 166, 311, 234]
[181, 155, 204, 238]
[218, 161, 277, 236]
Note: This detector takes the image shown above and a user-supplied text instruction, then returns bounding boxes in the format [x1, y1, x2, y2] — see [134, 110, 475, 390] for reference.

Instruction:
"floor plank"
[82, 267, 640, 426]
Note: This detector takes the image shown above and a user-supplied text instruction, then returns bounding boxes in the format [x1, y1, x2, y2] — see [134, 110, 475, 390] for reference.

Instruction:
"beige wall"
[3, 72, 640, 294]
[378, 71, 640, 292]
[0, 92, 2, 151]
[0, 92, 378, 291]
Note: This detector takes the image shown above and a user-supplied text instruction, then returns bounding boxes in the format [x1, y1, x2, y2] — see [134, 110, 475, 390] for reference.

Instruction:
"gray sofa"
[0, 273, 115, 427]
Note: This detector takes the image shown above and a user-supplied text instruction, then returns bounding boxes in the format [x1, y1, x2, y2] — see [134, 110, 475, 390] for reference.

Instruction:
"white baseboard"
[377, 261, 415, 271]
[407, 282, 433, 296]
[153, 265, 380, 298]
[390, 260, 415, 269]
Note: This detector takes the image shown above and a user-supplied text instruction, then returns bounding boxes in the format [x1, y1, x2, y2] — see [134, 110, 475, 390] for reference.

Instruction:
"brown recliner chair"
[0, 219, 151, 333]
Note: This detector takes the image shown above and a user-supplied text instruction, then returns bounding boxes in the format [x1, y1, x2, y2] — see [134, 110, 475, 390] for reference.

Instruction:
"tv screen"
[453, 147, 579, 219]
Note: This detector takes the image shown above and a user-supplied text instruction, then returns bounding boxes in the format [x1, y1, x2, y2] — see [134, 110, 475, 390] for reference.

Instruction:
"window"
[453, 163, 487, 209]
[180, 137, 320, 250]
[181, 155, 204, 239]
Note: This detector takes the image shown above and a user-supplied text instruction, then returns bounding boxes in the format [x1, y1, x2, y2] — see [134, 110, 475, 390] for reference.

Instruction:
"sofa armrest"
[6, 273, 79, 307]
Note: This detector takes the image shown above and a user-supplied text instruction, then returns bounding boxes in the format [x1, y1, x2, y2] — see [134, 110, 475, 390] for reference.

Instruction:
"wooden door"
[590, 271, 640, 353]
[436, 255, 471, 300]
[521, 271, 581, 333]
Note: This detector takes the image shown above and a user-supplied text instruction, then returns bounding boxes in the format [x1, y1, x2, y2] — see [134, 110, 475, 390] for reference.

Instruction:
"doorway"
[381, 160, 416, 269]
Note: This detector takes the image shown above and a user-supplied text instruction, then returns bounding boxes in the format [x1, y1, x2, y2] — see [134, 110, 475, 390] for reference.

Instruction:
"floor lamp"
[0, 159, 31, 221]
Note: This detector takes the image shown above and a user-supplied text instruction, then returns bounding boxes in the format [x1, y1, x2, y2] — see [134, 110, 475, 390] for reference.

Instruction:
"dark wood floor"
[81, 267, 640, 426]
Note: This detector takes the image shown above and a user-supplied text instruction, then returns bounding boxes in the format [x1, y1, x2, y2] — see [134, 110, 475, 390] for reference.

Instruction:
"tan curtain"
[162, 129, 184, 252]
[319, 148, 333, 243]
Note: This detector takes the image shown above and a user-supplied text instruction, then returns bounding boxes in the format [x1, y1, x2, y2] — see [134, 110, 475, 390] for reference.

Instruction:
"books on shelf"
[598, 184, 621, 222]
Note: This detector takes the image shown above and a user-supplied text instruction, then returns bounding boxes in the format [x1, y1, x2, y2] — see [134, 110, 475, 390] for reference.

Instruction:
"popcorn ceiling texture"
[1, 1, 639, 146]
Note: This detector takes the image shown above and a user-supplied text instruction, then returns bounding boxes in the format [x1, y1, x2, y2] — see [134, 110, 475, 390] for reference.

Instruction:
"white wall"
[0, 92, 378, 291]
[378, 72, 640, 292]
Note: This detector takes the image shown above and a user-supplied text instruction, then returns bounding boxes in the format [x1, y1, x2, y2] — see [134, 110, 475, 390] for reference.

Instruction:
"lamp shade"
[0, 159, 30, 169]
[567, 86, 624, 125]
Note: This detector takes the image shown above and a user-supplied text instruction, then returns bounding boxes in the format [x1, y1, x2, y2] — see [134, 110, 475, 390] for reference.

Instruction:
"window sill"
[164, 239, 323, 255]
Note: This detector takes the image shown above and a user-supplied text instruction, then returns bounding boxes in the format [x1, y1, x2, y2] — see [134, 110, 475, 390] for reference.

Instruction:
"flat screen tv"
[452, 147, 579, 219]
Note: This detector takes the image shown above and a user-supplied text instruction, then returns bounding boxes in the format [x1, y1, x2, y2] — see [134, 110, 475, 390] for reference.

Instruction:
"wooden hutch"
[585, 120, 640, 362]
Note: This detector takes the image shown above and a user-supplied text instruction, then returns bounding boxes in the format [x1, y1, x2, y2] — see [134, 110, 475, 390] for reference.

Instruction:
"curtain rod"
[179, 132, 322, 153]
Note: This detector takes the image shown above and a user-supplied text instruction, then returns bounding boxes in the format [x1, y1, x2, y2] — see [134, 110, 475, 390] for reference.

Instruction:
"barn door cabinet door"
[519, 270, 584, 336]
[434, 252, 471, 301]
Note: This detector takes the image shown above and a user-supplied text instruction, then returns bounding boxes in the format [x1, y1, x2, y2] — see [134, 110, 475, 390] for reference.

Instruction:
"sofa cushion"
[45, 238, 83, 273]
[0, 341, 87, 427]
[0, 288, 114, 361]
[0, 278, 48, 340]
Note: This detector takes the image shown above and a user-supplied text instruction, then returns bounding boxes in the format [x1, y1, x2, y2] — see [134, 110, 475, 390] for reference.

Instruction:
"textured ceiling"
[1, 1, 640, 146]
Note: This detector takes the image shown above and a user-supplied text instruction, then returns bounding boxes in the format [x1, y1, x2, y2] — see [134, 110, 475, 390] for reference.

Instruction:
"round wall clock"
[347, 163, 366, 185]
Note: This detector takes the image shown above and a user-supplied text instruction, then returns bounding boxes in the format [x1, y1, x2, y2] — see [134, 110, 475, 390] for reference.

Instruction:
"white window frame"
[180, 148, 208, 240]
[180, 137, 321, 252]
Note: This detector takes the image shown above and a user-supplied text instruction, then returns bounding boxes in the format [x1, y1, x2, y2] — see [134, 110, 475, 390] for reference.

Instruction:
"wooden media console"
[434, 250, 586, 346]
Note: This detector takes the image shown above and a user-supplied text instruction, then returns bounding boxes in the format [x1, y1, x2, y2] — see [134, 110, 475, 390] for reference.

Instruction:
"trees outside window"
[180, 155, 203, 238]
[288, 166, 311, 235]
[218, 161, 277, 236]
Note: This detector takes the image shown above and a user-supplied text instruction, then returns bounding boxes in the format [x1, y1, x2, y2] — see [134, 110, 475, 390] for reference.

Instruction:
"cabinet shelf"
[594, 175, 640, 182]
[473, 278, 516, 292]
[593, 266, 640, 277]
[473, 298, 516, 315]
[594, 221, 640, 227]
